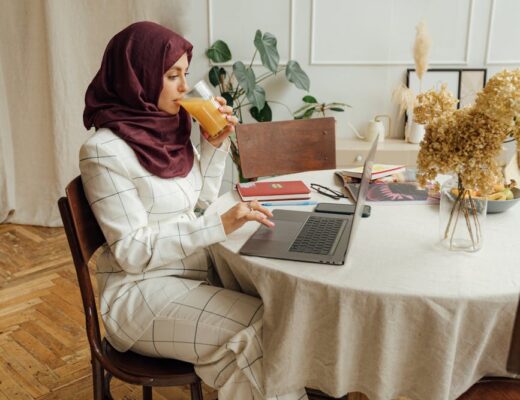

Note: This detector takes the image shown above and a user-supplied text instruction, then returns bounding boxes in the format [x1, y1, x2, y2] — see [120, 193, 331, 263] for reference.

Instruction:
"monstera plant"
[206, 29, 310, 123]
[205, 30, 348, 181]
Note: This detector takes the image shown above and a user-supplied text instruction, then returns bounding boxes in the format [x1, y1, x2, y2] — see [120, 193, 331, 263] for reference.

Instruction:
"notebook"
[239, 137, 377, 265]
[236, 180, 311, 201]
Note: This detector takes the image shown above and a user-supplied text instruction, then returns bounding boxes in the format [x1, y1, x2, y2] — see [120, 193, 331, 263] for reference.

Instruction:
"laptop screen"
[344, 138, 378, 256]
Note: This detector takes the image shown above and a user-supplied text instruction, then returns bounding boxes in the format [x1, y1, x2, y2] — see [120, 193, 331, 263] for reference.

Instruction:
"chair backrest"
[235, 117, 336, 179]
[58, 176, 106, 361]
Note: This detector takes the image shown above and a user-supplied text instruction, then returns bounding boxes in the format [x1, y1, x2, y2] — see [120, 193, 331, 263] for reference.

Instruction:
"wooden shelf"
[336, 138, 420, 167]
[336, 139, 520, 182]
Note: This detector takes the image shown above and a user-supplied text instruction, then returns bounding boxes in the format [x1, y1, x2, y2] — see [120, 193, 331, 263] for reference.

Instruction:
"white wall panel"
[208, 0, 293, 65]
[311, 0, 473, 65]
[178, 0, 520, 193]
[486, 0, 520, 64]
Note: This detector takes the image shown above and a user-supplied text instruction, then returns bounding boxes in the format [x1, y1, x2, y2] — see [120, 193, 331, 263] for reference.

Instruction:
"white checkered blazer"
[79, 128, 229, 351]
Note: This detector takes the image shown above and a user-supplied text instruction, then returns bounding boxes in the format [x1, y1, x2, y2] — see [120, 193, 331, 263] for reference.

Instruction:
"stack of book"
[337, 163, 406, 181]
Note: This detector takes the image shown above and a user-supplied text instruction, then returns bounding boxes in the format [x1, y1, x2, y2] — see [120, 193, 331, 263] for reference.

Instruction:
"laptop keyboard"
[289, 216, 345, 255]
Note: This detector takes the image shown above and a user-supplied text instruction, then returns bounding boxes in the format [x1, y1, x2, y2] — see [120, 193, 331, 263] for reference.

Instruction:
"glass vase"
[439, 175, 487, 252]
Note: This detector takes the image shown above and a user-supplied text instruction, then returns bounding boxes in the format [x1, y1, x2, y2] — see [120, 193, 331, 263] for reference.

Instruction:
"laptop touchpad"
[253, 220, 301, 242]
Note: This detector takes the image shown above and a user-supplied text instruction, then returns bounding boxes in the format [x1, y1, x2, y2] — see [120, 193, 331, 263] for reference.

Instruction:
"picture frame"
[459, 69, 487, 108]
[406, 68, 461, 107]
[406, 68, 487, 109]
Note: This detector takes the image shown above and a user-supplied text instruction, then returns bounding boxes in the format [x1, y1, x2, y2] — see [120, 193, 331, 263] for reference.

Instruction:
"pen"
[260, 201, 318, 206]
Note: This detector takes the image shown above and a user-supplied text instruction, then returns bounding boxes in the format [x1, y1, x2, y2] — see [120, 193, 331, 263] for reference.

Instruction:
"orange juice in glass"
[179, 81, 227, 137]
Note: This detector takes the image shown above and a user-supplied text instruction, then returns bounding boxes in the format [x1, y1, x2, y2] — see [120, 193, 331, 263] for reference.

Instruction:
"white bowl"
[487, 187, 520, 213]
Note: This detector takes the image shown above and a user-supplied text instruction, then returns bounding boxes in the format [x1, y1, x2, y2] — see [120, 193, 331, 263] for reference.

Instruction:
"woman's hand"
[200, 96, 239, 148]
[220, 200, 275, 235]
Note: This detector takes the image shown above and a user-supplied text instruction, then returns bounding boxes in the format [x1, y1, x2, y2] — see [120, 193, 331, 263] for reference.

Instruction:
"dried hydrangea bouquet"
[414, 69, 520, 251]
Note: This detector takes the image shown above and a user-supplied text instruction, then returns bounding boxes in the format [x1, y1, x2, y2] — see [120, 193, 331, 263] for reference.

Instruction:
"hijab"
[83, 21, 194, 178]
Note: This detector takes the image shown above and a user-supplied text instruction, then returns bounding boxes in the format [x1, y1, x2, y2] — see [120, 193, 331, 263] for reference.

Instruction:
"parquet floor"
[0, 223, 218, 400]
[0, 223, 370, 400]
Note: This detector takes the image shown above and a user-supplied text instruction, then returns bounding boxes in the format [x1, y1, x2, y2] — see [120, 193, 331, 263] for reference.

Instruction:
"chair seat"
[102, 339, 198, 386]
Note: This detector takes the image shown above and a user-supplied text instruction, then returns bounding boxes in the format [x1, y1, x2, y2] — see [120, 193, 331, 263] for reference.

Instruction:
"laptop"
[239, 138, 378, 265]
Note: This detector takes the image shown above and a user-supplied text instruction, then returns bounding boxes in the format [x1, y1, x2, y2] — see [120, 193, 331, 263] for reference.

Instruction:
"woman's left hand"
[200, 96, 238, 148]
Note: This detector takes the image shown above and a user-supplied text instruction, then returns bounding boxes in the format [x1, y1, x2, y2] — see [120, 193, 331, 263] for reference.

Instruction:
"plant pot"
[407, 121, 425, 144]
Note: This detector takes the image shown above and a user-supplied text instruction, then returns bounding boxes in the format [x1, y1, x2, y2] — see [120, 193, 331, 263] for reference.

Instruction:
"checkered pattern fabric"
[132, 284, 308, 400]
[79, 128, 229, 351]
[79, 129, 308, 399]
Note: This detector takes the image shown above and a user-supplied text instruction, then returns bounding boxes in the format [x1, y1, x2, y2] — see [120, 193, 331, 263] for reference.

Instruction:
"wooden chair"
[235, 117, 336, 179]
[457, 299, 520, 399]
[58, 176, 203, 400]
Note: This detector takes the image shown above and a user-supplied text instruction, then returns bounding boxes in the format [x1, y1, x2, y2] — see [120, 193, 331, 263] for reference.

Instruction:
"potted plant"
[205, 30, 348, 180]
[414, 70, 520, 251]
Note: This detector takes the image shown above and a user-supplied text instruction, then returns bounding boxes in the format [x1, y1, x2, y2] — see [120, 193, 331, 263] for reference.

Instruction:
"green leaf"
[293, 104, 315, 115]
[250, 102, 272, 122]
[233, 61, 256, 95]
[330, 102, 352, 108]
[254, 30, 279, 74]
[302, 108, 315, 119]
[221, 92, 234, 107]
[286, 60, 310, 91]
[293, 105, 316, 119]
[329, 107, 345, 112]
[208, 66, 220, 86]
[246, 85, 266, 110]
[206, 40, 232, 63]
[303, 95, 318, 104]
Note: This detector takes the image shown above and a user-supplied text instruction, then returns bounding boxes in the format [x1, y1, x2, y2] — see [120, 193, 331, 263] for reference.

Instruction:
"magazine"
[346, 181, 439, 204]
[335, 169, 440, 205]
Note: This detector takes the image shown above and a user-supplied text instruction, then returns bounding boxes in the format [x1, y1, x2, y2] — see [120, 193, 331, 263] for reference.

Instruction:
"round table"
[206, 170, 520, 400]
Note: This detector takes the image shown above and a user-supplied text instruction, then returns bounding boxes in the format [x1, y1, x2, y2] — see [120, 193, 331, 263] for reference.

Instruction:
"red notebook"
[236, 180, 311, 201]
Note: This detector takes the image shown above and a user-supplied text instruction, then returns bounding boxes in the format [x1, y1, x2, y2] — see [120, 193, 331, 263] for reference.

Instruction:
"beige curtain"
[0, 0, 192, 226]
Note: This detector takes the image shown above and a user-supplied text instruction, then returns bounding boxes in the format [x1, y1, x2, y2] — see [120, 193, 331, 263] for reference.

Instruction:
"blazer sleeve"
[79, 140, 227, 274]
[196, 136, 230, 209]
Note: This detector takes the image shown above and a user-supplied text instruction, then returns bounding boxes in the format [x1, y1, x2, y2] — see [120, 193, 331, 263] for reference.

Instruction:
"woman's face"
[157, 52, 189, 115]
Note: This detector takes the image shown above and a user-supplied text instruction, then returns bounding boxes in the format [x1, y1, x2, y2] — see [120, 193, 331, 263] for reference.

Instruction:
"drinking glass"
[178, 80, 227, 137]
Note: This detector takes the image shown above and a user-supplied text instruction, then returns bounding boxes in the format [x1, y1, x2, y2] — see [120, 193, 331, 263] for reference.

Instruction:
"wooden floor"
[0, 223, 371, 400]
[0, 223, 219, 400]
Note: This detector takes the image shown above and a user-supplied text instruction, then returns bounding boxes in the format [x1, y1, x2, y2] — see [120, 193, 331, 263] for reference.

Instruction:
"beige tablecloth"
[207, 170, 520, 400]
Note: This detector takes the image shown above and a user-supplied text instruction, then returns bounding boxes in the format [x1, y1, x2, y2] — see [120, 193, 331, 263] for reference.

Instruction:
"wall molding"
[207, 0, 295, 67]
[310, 0, 474, 66]
[485, 0, 520, 65]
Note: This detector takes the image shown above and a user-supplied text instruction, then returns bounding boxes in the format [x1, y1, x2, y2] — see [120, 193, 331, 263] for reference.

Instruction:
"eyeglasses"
[310, 183, 347, 200]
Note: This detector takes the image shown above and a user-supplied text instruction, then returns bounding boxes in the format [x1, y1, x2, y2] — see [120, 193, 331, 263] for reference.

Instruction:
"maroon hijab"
[83, 21, 194, 178]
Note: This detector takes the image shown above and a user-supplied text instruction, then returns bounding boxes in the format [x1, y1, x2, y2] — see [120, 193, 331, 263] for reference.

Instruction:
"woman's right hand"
[220, 200, 275, 235]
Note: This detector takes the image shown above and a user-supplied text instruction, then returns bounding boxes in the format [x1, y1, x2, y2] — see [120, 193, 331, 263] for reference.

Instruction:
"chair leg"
[142, 385, 152, 400]
[92, 357, 105, 400]
[103, 372, 114, 400]
[190, 379, 204, 400]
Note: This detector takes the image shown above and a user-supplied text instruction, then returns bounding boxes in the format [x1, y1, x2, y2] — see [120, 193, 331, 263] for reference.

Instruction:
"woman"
[80, 21, 308, 400]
